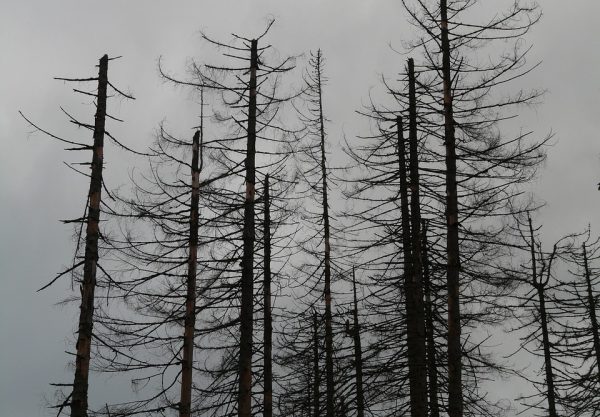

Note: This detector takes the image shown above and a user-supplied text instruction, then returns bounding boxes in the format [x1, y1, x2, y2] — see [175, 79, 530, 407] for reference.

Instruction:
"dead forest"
[19, 2, 600, 417]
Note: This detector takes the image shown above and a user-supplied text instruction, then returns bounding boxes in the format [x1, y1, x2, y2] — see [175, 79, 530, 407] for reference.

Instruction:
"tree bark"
[397, 116, 416, 412]
[351, 269, 365, 417]
[527, 216, 557, 417]
[263, 174, 273, 417]
[421, 221, 440, 417]
[397, 116, 412, 267]
[314, 49, 335, 417]
[180, 129, 201, 417]
[440, 2, 463, 416]
[407, 58, 428, 417]
[238, 38, 258, 417]
[313, 311, 321, 417]
[70, 54, 108, 417]
[537, 286, 558, 417]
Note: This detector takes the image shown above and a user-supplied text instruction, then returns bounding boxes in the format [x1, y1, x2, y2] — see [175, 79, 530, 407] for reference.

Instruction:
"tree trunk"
[351, 269, 365, 417]
[397, 115, 416, 412]
[313, 311, 321, 417]
[238, 38, 258, 417]
[538, 286, 558, 417]
[421, 221, 440, 417]
[396, 115, 411, 284]
[70, 54, 108, 417]
[527, 216, 557, 417]
[180, 129, 201, 417]
[440, 2, 463, 416]
[407, 58, 428, 417]
[315, 49, 335, 417]
[263, 174, 273, 417]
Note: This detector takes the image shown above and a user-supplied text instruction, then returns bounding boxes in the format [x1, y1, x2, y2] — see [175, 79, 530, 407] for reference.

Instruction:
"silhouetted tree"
[292, 49, 339, 417]
[554, 236, 600, 416]
[397, 1, 548, 415]
[506, 213, 580, 417]
[21, 54, 135, 417]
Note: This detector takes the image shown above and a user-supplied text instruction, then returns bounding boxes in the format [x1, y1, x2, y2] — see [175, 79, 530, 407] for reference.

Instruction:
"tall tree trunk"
[440, 2, 463, 416]
[314, 49, 335, 417]
[313, 311, 321, 417]
[263, 174, 273, 417]
[396, 115, 416, 412]
[407, 58, 428, 417]
[421, 221, 440, 417]
[180, 127, 201, 417]
[527, 216, 557, 417]
[582, 244, 600, 379]
[351, 269, 365, 417]
[396, 115, 412, 282]
[238, 38, 258, 417]
[70, 54, 108, 417]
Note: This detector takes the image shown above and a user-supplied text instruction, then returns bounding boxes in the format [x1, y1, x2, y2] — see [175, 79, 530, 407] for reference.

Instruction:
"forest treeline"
[23, 1, 600, 417]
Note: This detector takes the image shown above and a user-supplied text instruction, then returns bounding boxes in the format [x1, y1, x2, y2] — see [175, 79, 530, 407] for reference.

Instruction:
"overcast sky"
[1, 1, 599, 416]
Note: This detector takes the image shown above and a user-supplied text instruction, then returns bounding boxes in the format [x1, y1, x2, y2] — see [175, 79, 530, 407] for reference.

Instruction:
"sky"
[1, 1, 599, 416]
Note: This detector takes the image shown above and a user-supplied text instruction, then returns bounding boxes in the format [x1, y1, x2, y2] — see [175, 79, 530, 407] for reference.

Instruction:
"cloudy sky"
[1, 1, 599, 416]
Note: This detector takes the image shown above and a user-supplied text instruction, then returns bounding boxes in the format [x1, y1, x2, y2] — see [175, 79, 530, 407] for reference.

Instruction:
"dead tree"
[69, 53, 110, 417]
[421, 220, 440, 417]
[344, 268, 365, 417]
[438, 3, 462, 414]
[527, 214, 559, 417]
[507, 213, 580, 417]
[317, 52, 335, 417]
[263, 174, 273, 417]
[158, 22, 298, 417]
[237, 37, 259, 417]
[551, 237, 600, 416]
[395, 109, 427, 417]
[406, 57, 427, 417]
[294, 49, 337, 417]
[21, 54, 135, 417]
[180, 126, 202, 417]
[398, 1, 548, 414]
[90, 116, 221, 417]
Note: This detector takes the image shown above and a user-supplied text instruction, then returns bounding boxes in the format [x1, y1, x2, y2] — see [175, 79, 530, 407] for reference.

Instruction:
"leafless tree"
[21, 54, 135, 417]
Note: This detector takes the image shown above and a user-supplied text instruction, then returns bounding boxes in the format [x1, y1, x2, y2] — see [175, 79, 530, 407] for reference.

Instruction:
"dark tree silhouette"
[553, 236, 600, 416]
[21, 54, 135, 417]
[505, 213, 581, 417]
[291, 49, 339, 417]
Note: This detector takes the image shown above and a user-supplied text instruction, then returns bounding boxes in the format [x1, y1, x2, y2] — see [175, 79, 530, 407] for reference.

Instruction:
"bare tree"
[21, 54, 135, 417]
[398, 1, 548, 415]
[157, 22, 298, 417]
[292, 49, 338, 417]
[553, 236, 600, 416]
[506, 213, 580, 417]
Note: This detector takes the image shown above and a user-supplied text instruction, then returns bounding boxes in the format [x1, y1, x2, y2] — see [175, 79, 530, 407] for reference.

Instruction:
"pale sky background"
[1, 1, 599, 416]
